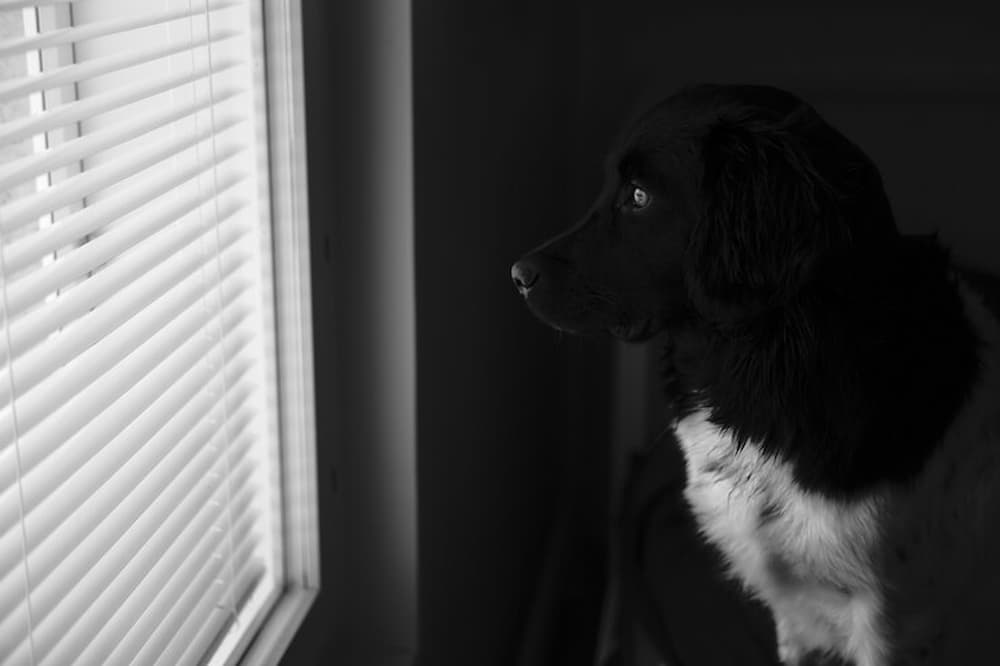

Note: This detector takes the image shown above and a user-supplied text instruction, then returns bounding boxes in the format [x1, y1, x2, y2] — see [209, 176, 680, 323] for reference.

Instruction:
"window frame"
[218, 0, 319, 662]
[0, 0, 317, 661]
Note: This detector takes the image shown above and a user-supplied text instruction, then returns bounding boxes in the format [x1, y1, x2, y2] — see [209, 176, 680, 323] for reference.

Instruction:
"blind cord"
[190, 0, 241, 629]
[0, 6, 44, 663]
[0, 227, 38, 666]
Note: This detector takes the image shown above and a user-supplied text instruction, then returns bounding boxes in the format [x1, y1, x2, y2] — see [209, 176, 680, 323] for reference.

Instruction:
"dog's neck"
[663, 238, 982, 498]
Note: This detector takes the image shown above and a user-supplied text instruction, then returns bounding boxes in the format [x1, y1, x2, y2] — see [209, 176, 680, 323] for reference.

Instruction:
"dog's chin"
[531, 313, 603, 337]
[522, 297, 603, 336]
[525, 300, 659, 342]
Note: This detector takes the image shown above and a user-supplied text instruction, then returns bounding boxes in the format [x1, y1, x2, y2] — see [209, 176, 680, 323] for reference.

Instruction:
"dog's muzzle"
[511, 259, 540, 297]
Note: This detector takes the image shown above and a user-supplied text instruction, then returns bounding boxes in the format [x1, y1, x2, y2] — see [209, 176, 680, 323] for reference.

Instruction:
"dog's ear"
[684, 112, 852, 323]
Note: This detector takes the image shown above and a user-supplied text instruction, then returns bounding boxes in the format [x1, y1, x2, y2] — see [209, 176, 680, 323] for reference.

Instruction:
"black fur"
[513, 83, 980, 497]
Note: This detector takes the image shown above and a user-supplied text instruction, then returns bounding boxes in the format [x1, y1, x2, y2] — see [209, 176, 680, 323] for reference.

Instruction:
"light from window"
[0, 1, 305, 664]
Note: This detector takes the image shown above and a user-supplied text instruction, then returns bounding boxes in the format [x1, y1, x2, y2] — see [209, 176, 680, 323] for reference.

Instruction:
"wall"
[412, 1, 610, 664]
[284, 1, 610, 665]
[281, 0, 417, 663]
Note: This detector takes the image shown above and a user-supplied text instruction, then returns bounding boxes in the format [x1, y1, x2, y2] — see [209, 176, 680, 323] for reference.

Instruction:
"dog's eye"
[630, 186, 650, 209]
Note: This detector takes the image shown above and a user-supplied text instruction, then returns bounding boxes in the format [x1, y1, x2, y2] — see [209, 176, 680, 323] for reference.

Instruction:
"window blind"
[0, 1, 286, 664]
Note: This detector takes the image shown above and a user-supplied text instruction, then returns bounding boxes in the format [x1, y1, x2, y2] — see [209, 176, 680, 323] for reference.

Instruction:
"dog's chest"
[673, 410, 884, 596]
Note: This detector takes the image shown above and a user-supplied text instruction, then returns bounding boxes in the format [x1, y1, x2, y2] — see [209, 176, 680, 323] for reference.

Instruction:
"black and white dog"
[511, 84, 1000, 666]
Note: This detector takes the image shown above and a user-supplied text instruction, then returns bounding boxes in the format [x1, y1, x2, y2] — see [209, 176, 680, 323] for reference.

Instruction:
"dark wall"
[285, 1, 611, 665]
[412, 2, 609, 665]
[283, 0, 418, 663]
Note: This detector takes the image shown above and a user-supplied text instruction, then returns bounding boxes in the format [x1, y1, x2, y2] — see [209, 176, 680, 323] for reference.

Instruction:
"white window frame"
[233, 0, 320, 663]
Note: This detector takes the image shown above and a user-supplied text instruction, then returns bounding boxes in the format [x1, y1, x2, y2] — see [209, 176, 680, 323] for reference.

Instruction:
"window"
[0, 1, 318, 664]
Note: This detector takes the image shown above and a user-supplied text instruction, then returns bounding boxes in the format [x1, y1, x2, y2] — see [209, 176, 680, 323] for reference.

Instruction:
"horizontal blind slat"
[0, 86, 245, 192]
[2, 170, 249, 317]
[0, 207, 250, 423]
[0, 360, 258, 588]
[0, 227, 250, 404]
[0, 56, 242, 146]
[1, 436, 258, 665]
[0, 197, 249, 369]
[1, 237, 250, 421]
[0, 311, 256, 513]
[0, 114, 245, 233]
[0, 422, 257, 628]
[171, 555, 264, 666]
[0, 0, 243, 59]
[38, 471, 260, 666]
[0, 330, 259, 604]
[2, 142, 247, 276]
[75, 497, 259, 666]
[0, 29, 241, 106]
[147, 539, 262, 666]
[0, 1, 72, 10]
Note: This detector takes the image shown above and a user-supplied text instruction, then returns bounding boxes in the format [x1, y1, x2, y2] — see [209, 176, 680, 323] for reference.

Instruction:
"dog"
[511, 84, 1000, 666]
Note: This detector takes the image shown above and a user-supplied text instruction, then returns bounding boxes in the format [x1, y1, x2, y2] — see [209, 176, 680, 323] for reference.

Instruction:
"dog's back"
[879, 283, 1000, 664]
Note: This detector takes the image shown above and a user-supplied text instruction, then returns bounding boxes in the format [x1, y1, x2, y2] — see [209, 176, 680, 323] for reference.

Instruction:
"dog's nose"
[511, 260, 539, 295]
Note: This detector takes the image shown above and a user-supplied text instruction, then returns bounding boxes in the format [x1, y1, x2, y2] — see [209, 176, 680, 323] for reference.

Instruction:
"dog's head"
[511, 84, 898, 339]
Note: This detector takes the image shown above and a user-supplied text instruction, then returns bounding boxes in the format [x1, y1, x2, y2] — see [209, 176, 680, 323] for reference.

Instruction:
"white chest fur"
[674, 411, 888, 665]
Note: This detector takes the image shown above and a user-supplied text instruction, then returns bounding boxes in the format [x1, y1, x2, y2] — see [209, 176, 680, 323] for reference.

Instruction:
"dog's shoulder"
[674, 405, 888, 583]
[675, 406, 891, 662]
[673, 278, 1000, 663]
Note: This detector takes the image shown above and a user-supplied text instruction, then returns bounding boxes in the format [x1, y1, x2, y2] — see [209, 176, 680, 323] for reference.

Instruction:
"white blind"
[0, 1, 286, 664]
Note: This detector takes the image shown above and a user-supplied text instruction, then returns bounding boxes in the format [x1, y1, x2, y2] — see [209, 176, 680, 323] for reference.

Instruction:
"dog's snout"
[511, 260, 540, 295]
